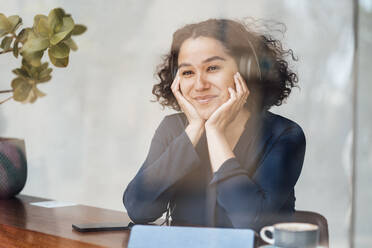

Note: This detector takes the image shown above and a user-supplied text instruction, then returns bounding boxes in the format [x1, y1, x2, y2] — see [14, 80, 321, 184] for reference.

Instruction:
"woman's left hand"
[205, 72, 249, 133]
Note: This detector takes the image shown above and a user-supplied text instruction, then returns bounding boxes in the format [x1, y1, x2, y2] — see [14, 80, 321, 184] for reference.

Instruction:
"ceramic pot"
[0, 138, 27, 199]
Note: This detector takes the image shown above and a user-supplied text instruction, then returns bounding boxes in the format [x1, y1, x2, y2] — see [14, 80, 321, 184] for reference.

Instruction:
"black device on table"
[72, 221, 135, 232]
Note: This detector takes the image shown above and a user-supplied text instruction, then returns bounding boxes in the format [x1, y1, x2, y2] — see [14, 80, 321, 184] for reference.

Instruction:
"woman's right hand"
[171, 71, 204, 128]
[171, 71, 205, 146]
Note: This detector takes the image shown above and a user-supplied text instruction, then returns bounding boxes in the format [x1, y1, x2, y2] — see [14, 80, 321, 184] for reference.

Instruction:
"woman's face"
[177, 36, 239, 120]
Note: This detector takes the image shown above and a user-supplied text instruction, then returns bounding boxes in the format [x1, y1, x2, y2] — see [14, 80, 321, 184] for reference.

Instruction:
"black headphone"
[170, 54, 178, 80]
[170, 44, 263, 82]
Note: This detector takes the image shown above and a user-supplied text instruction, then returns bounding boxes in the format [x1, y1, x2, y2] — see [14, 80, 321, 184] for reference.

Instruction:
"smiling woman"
[123, 18, 305, 232]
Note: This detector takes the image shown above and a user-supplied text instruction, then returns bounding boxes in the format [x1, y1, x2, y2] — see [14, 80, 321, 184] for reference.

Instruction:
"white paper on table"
[30, 201, 78, 208]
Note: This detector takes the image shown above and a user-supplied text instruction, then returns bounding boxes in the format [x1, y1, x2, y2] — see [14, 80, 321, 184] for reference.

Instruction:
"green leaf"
[21, 50, 44, 67]
[38, 74, 52, 83]
[39, 67, 52, 80]
[13, 39, 19, 57]
[48, 49, 69, 67]
[0, 13, 12, 37]
[12, 28, 30, 58]
[11, 77, 32, 102]
[34, 87, 46, 97]
[63, 37, 78, 51]
[33, 15, 45, 26]
[37, 62, 49, 72]
[1, 36, 12, 50]
[25, 86, 46, 103]
[26, 86, 38, 103]
[12, 68, 29, 78]
[28, 93, 37, 103]
[11, 77, 22, 88]
[48, 8, 65, 33]
[50, 16, 74, 45]
[71, 24, 86, 35]
[49, 42, 70, 58]
[33, 15, 49, 37]
[17, 28, 31, 44]
[21, 31, 49, 53]
[29, 63, 45, 80]
[8, 15, 22, 33]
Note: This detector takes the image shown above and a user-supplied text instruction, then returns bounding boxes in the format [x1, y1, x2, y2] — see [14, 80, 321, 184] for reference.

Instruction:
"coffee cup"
[260, 222, 319, 248]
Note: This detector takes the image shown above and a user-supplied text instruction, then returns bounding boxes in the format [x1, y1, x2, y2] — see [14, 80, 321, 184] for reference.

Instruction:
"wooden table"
[0, 195, 134, 248]
[0, 195, 265, 248]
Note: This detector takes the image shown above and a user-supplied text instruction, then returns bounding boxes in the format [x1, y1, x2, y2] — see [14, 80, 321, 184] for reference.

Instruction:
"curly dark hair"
[152, 18, 298, 112]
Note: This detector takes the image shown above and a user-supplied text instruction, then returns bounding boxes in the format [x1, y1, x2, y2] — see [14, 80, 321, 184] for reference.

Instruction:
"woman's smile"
[193, 95, 218, 104]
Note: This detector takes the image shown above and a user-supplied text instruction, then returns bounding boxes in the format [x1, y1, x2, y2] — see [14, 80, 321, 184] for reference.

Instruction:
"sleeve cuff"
[179, 130, 201, 166]
[209, 157, 248, 185]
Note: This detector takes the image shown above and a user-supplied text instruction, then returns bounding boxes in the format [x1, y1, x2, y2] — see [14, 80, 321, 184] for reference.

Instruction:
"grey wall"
[0, 0, 369, 247]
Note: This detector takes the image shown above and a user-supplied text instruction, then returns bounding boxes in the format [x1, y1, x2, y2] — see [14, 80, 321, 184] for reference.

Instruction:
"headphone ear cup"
[170, 54, 178, 80]
[172, 66, 177, 80]
[239, 55, 248, 77]
[246, 57, 252, 79]
[239, 55, 262, 81]
[239, 56, 255, 80]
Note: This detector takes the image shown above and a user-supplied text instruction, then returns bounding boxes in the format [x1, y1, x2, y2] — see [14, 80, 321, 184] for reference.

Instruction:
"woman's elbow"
[123, 190, 161, 224]
[126, 208, 157, 224]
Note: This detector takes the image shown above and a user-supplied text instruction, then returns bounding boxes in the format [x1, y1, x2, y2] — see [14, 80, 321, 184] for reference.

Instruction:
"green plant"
[0, 8, 86, 104]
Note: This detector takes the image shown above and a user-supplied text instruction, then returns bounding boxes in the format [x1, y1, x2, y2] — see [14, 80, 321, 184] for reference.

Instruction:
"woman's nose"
[194, 73, 210, 91]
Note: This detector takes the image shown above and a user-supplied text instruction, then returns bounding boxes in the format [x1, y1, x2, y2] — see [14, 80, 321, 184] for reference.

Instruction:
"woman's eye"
[182, 70, 194, 76]
[207, 65, 220, 72]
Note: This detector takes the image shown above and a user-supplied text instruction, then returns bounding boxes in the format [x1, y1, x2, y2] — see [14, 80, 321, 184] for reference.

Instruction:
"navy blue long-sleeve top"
[123, 110, 306, 231]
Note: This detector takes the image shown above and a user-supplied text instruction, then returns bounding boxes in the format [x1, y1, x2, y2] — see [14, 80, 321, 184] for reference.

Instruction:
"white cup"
[260, 222, 319, 248]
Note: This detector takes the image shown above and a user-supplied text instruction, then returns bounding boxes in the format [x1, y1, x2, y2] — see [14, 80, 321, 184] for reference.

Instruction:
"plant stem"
[0, 96, 13, 105]
[0, 89, 14, 94]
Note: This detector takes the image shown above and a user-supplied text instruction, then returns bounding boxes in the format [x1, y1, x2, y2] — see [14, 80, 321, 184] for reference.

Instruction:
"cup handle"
[260, 226, 275, 244]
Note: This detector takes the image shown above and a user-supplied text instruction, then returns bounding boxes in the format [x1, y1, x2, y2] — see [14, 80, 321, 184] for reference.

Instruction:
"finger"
[218, 88, 234, 111]
[172, 80, 195, 112]
[234, 73, 243, 98]
[172, 76, 182, 99]
[225, 87, 242, 116]
[237, 72, 250, 99]
[171, 74, 187, 107]
[228, 87, 238, 103]
[234, 79, 246, 111]
[210, 88, 238, 121]
[175, 76, 181, 93]
[236, 72, 248, 97]
[174, 89, 186, 106]
[236, 72, 247, 91]
[214, 95, 233, 116]
[171, 70, 179, 91]
[235, 74, 247, 109]
[236, 73, 249, 105]
[235, 72, 248, 96]
[171, 70, 181, 90]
